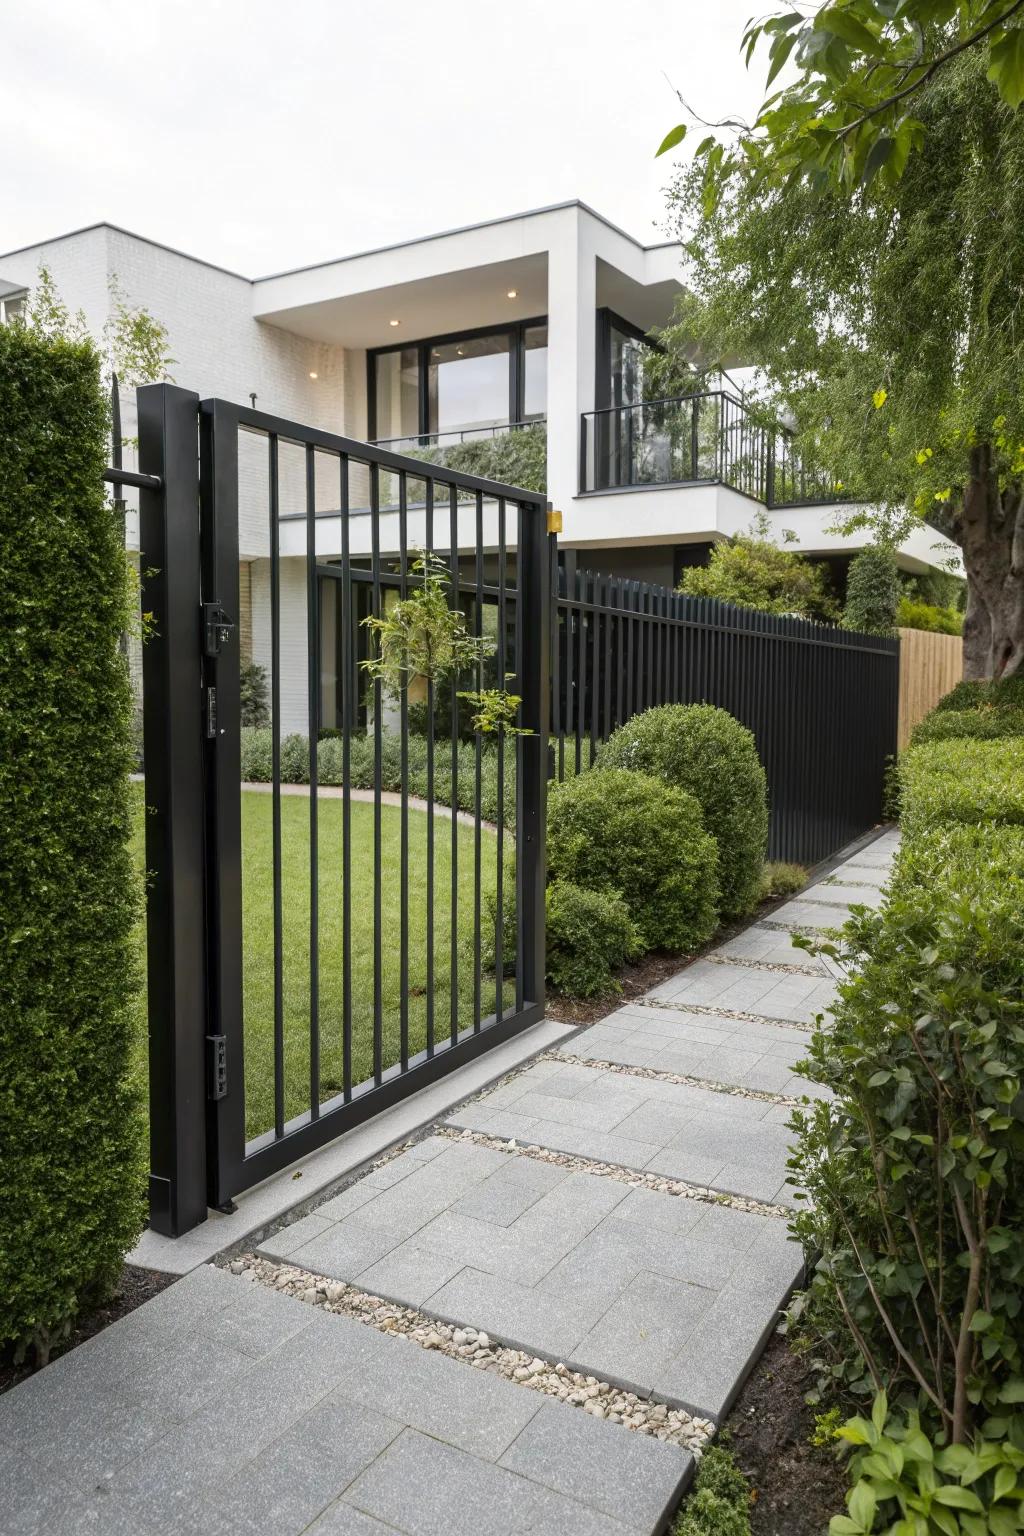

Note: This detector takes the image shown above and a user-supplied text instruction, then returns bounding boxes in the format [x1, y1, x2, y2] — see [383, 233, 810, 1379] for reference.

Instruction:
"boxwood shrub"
[934, 676, 1024, 713]
[898, 737, 1024, 835]
[545, 882, 641, 998]
[909, 705, 1024, 746]
[0, 322, 145, 1359]
[599, 704, 768, 919]
[790, 821, 1024, 1439]
[546, 767, 719, 953]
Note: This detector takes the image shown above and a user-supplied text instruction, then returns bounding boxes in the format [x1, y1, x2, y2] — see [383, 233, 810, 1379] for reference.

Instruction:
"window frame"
[367, 316, 547, 442]
[594, 307, 662, 412]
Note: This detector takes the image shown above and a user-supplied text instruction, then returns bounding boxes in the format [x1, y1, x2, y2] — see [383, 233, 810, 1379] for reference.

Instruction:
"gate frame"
[138, 384, 550, 1236]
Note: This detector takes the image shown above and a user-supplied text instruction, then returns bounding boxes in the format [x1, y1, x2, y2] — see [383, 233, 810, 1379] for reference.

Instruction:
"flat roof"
[0, 202, 677, 287]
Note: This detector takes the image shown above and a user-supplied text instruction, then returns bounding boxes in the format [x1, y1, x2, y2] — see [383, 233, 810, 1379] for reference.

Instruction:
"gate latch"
[207, 1034, 228, 1100]
[203, 602, 235, 658]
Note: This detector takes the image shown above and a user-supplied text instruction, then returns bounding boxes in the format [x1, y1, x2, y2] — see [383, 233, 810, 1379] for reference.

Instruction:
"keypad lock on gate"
[203, 602, 235, 658]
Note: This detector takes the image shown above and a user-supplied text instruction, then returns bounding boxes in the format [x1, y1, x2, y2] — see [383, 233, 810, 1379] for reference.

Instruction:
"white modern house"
[0, 202, 958, 731]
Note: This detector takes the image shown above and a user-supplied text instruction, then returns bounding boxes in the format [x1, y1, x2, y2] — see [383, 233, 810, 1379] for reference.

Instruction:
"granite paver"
[1, 1265, 691, 1536]
[645, 956, 837, 1025]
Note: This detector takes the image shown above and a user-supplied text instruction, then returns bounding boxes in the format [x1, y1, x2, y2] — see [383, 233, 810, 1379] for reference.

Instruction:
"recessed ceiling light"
[308, 370, 318, 379]
[507, 289, 518, 299]
[389, 318, 400, 327]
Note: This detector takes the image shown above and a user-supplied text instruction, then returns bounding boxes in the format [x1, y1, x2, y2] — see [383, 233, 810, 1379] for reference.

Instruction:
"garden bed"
[0, 1265, 177, 1397]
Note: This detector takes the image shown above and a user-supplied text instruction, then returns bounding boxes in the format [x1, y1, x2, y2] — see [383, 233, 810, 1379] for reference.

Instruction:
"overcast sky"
[2, 0, 767, 275]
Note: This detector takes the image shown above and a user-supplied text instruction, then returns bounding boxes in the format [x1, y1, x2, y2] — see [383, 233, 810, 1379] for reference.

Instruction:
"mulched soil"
[0, 1264, 177, 1396]
[725, 1331, 848, 1536]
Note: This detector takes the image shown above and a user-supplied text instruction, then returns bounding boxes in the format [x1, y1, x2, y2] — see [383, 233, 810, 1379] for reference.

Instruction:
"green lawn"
[131, 787, 512, 1140]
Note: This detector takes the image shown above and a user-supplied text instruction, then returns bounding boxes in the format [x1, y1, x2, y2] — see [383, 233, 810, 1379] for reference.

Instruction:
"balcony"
[372, 418, 546, 501]
[579, 391, 841, 509]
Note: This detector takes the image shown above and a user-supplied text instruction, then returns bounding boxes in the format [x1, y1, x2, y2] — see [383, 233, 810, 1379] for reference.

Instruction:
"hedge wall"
[0, 322, 145, 1358]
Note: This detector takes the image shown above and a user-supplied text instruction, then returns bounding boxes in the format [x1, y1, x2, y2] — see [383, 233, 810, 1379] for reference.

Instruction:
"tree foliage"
[659, 42, 1024, 678]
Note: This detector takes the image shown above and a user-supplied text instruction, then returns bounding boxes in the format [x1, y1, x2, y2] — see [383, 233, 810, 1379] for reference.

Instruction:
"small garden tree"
[0, 317, 145, 1361]
[657, 5, 1024, 680]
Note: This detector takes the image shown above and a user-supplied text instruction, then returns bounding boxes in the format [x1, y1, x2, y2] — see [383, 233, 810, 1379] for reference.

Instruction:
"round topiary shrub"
[545, 881, 641, 998]
[599, 704, 768, 919]
[546, 767, 720, 953]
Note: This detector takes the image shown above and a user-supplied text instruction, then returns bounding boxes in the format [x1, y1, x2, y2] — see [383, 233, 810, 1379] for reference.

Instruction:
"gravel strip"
[436, 1124, 791, 1219]
[703, 952, 825, 978]
[550, 1051, 799, 1108]
[633, 997, 818, 1034]
[756, 919, 843, 940]
[229, 1253, 716, 1455]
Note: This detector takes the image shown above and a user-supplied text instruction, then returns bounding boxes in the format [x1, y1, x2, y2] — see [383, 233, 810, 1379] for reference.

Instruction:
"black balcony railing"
[580, 391, 842, 508]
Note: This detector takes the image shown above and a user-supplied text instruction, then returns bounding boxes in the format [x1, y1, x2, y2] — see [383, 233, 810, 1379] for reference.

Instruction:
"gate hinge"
[202, 601, 235, 658]
[207, 1034, 228, 1100]
[205, 685, 218, 739]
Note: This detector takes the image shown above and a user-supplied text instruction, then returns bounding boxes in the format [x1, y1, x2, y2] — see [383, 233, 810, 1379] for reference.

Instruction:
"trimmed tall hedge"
[0, 322, 145, 1358]
[599, 703, 768, 919]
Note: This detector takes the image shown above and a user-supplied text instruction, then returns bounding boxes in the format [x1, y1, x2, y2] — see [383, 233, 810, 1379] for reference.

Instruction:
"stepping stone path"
[3, 830, 899, 1536]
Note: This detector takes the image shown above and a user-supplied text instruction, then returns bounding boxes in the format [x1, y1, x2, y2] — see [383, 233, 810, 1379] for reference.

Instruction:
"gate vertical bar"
[516, 500, 550, 1009]
[138, 384, 208, 1238]
[198, 398, 244, 1212]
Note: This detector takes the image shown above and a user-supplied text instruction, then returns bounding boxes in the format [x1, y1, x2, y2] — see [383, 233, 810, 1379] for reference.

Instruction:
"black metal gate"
[137, 385, 549, 1238]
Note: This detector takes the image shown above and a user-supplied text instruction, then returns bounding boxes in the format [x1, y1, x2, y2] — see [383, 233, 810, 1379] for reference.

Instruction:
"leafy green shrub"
[546, 767, 720, 953]
[599, 704, 767, 919]
[898, 738, 1024, 835]
[239, 658, 269, 727]
[895, 595, 963, 635]
[789, 821, 1024, 1445]
[830, 1395, 1024, 1536]
[673, 1446, 751, 1536]
[910, 707, 1024, 747]
[677, 512, 837, 621]
[759, 861, 808, 900]
[843, 545, 899, 637]
[545, 882, 641, 997]
[240, 727, 517, 827]
[935, 677, 1024, 714]
[0, 321, 145, 1359]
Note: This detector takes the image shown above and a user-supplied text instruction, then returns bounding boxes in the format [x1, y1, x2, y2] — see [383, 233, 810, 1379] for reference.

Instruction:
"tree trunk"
[957, 445, 1024, 680]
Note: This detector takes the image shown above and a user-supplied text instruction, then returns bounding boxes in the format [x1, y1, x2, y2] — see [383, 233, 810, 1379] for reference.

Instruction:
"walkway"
[2, 830, 899, 1536]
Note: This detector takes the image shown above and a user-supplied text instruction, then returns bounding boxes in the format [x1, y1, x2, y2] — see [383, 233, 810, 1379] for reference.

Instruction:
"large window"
[597, 308, 659, 411]
[369, 319, 547, 443]
[428, 333, 510, 436]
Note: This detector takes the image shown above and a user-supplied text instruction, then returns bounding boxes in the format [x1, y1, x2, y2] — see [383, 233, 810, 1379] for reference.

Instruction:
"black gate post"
[138, 383, 209, 1237]
[517, 499, 551, 1008]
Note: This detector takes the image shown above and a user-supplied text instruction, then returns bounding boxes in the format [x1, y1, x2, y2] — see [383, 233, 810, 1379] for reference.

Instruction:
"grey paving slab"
[556, 1004, 825, 1098]
[647, 957, 837, 1025]
[499, 1398, 692, 1529]
[3, 1257, 695, 1536]
[807, 878, 885, 908]
[713, 924, 833, 971]
[766, 897, 859, 932]
[449, 1060, 800, 1204]
[825, 864, 890, 889]
[343, 1427, 639, 1536]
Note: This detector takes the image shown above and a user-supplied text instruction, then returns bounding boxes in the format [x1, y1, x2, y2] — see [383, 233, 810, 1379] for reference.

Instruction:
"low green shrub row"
[240, 727, 517, 828]
[898, 736, 1024, 834]
[791, 673, 1024, 1531]
[934, 676, 1024, 713]
[895, 595, 963, 634]
[910, 705, 1024, 747]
